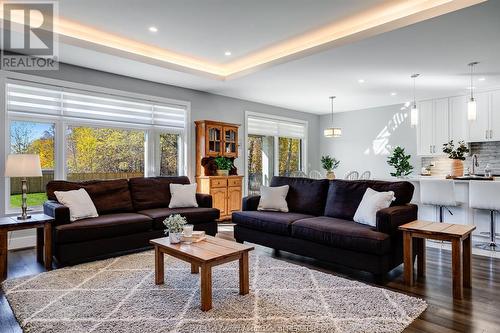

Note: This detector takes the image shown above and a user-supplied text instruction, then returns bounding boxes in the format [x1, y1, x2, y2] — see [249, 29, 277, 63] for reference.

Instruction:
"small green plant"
[214, 156, 232, 170]
[387, 146, 413, 177]
[321, 155, 340, 172]
[442, 140, 469, 160]
[163, 214, 187, 234]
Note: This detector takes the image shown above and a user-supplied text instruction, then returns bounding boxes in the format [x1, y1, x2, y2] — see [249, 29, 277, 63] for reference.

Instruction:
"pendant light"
[324, 96, 341, 138]
[467, 62, 479, 121]
[410, 74, 420, 127]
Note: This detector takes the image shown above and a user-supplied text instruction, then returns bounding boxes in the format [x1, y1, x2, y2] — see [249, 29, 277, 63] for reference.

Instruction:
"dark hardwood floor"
[1, 229, 499, 332]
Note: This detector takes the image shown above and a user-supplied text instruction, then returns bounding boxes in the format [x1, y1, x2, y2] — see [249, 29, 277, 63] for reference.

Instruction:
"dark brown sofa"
[232, 177, 417, 279]
[43, 176, 219, 266]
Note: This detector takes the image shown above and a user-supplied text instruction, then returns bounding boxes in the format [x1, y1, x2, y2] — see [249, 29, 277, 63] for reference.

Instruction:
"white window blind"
[247, 116, 306, 139]
[6, 82, 186, 129]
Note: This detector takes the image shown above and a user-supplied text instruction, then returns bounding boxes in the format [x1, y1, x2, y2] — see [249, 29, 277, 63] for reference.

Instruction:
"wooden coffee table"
[150, 235, 254, 311]
[399, 220, 476, 299]
[0, 214, 54, 282]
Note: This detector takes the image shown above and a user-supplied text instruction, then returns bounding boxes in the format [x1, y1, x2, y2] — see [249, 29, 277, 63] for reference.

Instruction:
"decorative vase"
[326, 171, 336, 180]
[169, 232, 182, 244]
[216, 169, 229, 176]
[450, 159, 464, 178]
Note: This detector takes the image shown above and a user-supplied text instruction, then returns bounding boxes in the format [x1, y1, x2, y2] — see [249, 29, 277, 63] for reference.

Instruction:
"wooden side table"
[399, 220, 476, 299]
[0, 214, 54, 282]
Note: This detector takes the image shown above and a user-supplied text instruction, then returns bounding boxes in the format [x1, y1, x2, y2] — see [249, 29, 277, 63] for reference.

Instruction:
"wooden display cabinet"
[195, 120, 242, 221]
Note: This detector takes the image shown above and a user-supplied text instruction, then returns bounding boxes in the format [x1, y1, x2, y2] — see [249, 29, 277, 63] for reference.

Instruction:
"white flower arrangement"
[163, 214, 187, 234]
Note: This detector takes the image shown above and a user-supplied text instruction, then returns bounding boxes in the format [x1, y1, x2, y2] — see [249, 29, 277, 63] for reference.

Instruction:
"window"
[9, 120, 55, 207]
[66, 125, 145, 181]
[160, 133, 180, 176]
[246, 113, 307, 194]
[4, 80, 189, 213]
[247, 135, 274, 196]
[278, 137, 302, 176]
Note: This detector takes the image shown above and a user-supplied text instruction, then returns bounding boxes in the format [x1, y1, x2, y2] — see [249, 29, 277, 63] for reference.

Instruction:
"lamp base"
[17, 215, 32, 220]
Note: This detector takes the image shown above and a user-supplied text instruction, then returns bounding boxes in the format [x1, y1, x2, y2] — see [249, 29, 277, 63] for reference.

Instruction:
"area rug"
[2, 250, 427, 333]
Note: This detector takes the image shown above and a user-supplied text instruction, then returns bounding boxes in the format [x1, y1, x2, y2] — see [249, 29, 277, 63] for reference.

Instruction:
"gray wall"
[2, 63, 321, 249]
[14, 63, 321, 177]
[319, 104, 418, 179]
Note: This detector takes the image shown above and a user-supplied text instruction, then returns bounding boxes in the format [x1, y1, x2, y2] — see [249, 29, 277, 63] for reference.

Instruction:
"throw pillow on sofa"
[169, 183, 198, 208]
[353, 187, 395, 227]
[258, 185, 289, 212]
[54, 188, 99, 222]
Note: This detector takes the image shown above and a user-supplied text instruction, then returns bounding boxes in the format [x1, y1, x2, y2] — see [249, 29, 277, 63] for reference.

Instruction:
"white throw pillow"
[54, 188, 99, 222]
[353, 188, 396, 227]
[257, 185, 289, 212]
[169, 183, 198, 208]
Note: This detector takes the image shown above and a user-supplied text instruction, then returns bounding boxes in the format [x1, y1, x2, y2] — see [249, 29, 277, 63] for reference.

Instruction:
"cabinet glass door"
[223, 127, 238, 157]
[207, 125, 222, 156]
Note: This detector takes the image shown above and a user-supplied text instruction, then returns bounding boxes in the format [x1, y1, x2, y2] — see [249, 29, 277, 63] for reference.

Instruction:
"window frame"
[1, 71, 191, 215]
[244, 111, 308, 195]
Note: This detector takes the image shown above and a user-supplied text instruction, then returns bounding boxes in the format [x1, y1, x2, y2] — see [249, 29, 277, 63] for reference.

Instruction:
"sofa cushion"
[232, 211, 314, 236]
[291, 216, 391, 255]
[47, 179, 134, 215]
[138, 207, 220, 229]
[55, 213, 153, 244]
[129, 176, 191, 211]
[270, 177, 329, 216]
[324, 180, 414, 220]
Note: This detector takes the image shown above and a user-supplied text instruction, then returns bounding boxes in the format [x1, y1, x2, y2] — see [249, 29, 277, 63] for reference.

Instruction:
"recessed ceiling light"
[224, 51, 232, 56]
[478, 77, 486, 81]
[358, 79, 365, 83]
[148, 26, 158, 33]
[390, 92, 397, 96]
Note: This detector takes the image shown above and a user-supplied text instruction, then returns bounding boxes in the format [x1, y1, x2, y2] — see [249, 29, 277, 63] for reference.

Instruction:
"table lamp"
[4, 154, 43, 220]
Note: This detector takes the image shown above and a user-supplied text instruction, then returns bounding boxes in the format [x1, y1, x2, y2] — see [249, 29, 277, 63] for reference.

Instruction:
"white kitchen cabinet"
[449, 95, 468, 143]
[468, 91, 491, 142]
[417, 98, 449, 156]
[490, 90, 500, 141]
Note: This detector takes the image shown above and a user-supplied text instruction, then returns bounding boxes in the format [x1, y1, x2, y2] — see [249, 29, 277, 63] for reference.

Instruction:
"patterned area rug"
[2, 250, 427, 333]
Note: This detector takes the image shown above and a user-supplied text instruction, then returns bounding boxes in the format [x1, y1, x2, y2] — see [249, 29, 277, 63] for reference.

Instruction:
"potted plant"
[387, 146, 413, 178]
[442, 140, 469, 177]
[214, 156, 232, 176]
[321, 155, 340, 179]
[163, 214, 187, 244]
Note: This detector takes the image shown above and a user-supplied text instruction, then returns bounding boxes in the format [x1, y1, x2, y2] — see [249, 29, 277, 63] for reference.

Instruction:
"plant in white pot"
[163, 214, 187, 244]
[214, 156, 232, 176]
[442, 140, 469, 177]
[321, 155, 340, 179]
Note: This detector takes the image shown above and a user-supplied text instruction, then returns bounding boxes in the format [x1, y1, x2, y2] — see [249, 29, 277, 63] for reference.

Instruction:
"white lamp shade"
[410, 106, 419, 127]
[467, 98, 477, 121]
[324, 127, 342, 138]
[5, 154, 43, 177]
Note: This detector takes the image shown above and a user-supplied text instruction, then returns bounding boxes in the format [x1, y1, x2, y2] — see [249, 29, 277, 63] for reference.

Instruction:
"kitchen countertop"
[378, 176, 500, 182]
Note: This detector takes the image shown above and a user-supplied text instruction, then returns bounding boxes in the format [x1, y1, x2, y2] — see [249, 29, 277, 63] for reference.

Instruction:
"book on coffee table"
[181, 230, 206, 243]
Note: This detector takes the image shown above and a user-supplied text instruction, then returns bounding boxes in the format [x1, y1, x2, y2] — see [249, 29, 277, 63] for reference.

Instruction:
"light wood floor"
[1, 228, 499, 332]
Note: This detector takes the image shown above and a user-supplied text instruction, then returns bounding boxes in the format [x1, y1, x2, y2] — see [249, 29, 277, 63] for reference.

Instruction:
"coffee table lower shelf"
[150, 235, 254, 311]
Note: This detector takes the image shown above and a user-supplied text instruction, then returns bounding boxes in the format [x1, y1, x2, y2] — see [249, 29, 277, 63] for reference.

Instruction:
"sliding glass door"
[247, 135, 274, 196]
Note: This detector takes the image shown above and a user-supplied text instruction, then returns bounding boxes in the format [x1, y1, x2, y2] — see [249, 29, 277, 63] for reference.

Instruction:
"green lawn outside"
[10, 192, 48, 208]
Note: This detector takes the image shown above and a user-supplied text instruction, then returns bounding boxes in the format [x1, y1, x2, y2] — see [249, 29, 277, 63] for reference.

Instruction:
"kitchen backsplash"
[421, 141, 500, 177]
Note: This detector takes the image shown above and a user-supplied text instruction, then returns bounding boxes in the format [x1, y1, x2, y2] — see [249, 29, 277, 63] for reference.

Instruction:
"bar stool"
[469, 181, 500, 251]
[420, 179, 458, 223]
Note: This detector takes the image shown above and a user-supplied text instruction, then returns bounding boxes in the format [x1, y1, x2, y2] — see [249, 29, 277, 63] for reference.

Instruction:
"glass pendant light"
[324, 96, 341, 137]
[467, 62, 479, 121]
[410, 74, 420, 127]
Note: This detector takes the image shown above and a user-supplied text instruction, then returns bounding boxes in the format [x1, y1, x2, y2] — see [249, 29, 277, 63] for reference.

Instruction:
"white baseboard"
[8, 235, 36, 250]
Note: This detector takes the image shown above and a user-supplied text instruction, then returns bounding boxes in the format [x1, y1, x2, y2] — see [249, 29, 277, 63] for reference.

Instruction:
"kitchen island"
[379, 176, 499, 246]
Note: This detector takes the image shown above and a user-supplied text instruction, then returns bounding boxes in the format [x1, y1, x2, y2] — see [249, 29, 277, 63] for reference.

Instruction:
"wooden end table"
[150, 235, 254, 311]
[0, 214, 54, 282]
[399, 220, 476, 299]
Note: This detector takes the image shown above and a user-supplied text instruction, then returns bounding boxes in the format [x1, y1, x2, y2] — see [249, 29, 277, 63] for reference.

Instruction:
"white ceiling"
[55, 0, 500, 114]
[59, 0, 386, 63]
